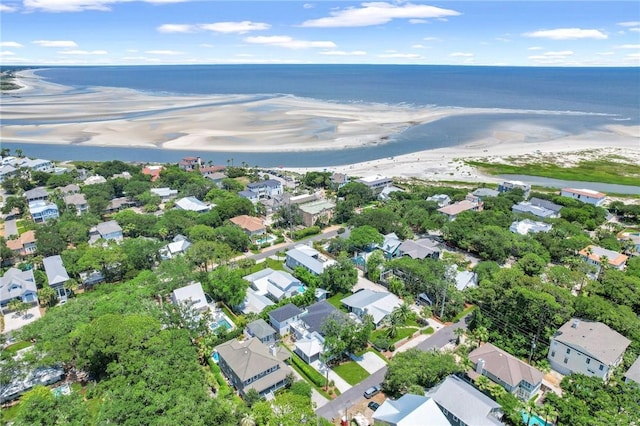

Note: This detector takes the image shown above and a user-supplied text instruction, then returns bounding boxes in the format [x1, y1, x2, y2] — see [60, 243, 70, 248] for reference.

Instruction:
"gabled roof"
[529, 197, 562, 213]
[172, 282, 208, 311]
[579, 245, 628, 267]
[43, 255, 70, 287]
[24, 187, 49, 200]
[624, 356, 640, 385]
[301, 301, 344, 334]
[64, 193, 87, 206]
[469, 343, 544, 388]
[215, 337, 290, 382]
[269, 303, 304, 323]
[453, 269, 478, 291]
[341, 289, 401, 324]
[512, 202, 557, 218]
[247, 319, 276, 339]
[438, 199, 477, 216]
[509, 219, 552, 235]
[379, 232, 402, 254]
[247, 179, 281, 189]
[230, 215, 265, 233]
[427, 375, 503, 426]
[60, 184, 81, 194]
[373, 394, 450, 426]
[286, 246, 325, 275]
[175, 196, 210, 212]
[0, 268, 37, 304]
[150, 187, 178, 197]
[552, 319, 631, 365]
[398, 238, 439, 260]
[295, 332, 324, 358]
[472, 188, 500, 198]
[96, 220, 122, 236]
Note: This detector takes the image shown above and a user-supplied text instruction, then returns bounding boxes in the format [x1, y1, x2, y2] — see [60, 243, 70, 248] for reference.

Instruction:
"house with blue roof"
[29, 200, 59, 223]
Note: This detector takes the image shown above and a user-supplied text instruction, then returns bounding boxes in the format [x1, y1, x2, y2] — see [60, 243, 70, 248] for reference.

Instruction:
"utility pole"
[439, 282, 447, 319]
[528, 335, 537, 364]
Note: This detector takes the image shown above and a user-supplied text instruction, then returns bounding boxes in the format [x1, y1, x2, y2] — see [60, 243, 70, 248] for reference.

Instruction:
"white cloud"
[0, 51, 16, 56]
[157, 24, 195, 33]
[527, 46, 544, 51]
[626, 53, 640, 58]
[23, 0, 186, 13]
[199, 21, 271, 34]
[0, 41, 23, 48]
[300, 2, 460, 28]
[145, 50, 184, 55]
[32, 40, 78, 47]
[524, 28, 607, 40]
[377, 53, 421, 58]
[449, 52, 474, 57]
[596, 52, 615, 56]
[199, 43, 214, 48]
[616, 44, 640, 49]
[58, 49, 108, 55]
[617, 21, 640, 27]
[630, 28, 640, 33]
[244, 35, 336, 49]
[409, 19, 427, 24]
[303, 3, 314, 9]
[319, 50, 367, 56]
[422, 37, 441, 42]
[412, 44, 426, 49]
[126, 49, 138, 53]
[0, 3, 17, 12]
[542, 50, 574, 57]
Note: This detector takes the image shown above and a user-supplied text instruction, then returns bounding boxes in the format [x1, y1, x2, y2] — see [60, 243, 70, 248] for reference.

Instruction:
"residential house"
[548, 318, 631, 380]
[175, 196, 211, 213]
[79, 270, 105, 288]
[112, 171, 132, 180]
[22, 158, 54, 173]
[6, 231, 37, 257]
[150, 187, 178, 202]
[178, 156, 202, 171]
[438, 197, 483, 221]
[398, 238, 440, 260]
[285, 244, 334, 276]
[379, 185, 404, 201]
[469, 343, 544, 400]
[0, 164, 18, 182]
[141, 165, 164, 182]
[200, 165, 225, 177]
[624, 356, 640, 386]
[24, 187, 49, 203]
[472, 188, 500, 199]
[204, 171, 226, 186]
[579, 245, 628, 272]
[452, 268, 478, 292]
[29, 201, 59, 223]
[0, 366, 64, 404]
[0, 268, 38, 314]
[246, 179, 283, 199]
[426, 194, 452, 208]
[512, 201, 559, 219]
[377, 232, 403, 259]
[43, 255, 70, 302]
[498, 181, 531, 199]
[298, 199, 335, 227]
[356, 175, 393, 193]
[618, 232, 640, 253]
[509, 219, 552, 235]
[160, 235, 192, 260]
[244, 268, 303, 302]
[331, 172, 350, 190]
[64, 193, 89, 215]
[298, 301, 344, 335]
[373, 394, 450, 426]
[230, 215, 266, 238]
[89, 220, 123, 243]
[171, 282, 209, 313]
[268, 303, 304, 336]
[84, 175, 107, 185]
[238, 190, 260, 204]
[341, 289, 402, 327]
[529, 197, 562, 216]
[60, 183, 80, 196]
[294, 331, 325, 364]
[246, 319, 277, 345]
[104, 197, 136, 214]
[561, 188, 606, 206]
[240, 291, 275, 315]
[215, 337, 292, 397]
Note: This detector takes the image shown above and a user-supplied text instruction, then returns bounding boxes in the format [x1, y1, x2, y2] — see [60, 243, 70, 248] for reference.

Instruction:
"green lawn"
[421, 326, 435, 335]
[451, 305, 476, 323]
[4, 341, 32, 355]
[332, 361, 370, 386]
[326, 292, 347, 311]
[366, 348, 389, 363]
[264, 258, 285, 271]
[370, 326, 419, 345]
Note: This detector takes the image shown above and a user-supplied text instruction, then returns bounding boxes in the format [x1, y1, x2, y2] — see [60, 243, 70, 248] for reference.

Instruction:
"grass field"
[466, 159, 640, 187]
[332, 361, 370, 385]
[370, 326, 419, 345]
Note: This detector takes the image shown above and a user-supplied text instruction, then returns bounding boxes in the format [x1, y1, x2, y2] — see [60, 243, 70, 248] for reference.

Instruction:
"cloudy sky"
[1, 1, 639, 66]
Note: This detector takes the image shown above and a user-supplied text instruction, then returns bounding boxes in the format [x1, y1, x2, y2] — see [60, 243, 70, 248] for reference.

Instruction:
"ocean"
[3, 65, 639, 166]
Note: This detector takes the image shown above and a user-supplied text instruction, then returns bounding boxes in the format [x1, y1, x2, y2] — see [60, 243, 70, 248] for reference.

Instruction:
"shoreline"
[1, 69, 639, 182]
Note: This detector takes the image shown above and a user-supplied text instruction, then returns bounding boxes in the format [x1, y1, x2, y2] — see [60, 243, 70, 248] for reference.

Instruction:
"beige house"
[229, 215, 266, 238]
[298, 199, 335, 227]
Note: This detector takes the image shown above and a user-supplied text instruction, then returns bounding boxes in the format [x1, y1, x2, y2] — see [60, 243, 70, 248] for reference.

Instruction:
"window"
[599, 364, 604, 371]
[551, 351, 555, 358]
[563, 357, 568, 364]
[566, 348, 571, 354]
[586, 358, 591, 364]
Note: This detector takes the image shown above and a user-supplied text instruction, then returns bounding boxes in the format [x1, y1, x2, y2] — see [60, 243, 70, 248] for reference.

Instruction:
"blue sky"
[1, 1, 639, 66]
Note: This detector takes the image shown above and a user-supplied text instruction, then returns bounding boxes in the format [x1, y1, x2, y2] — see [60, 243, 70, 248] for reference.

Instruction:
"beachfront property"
[379, 185, 404, 201]
[150, 187, 178, 202]
[509, 219, 553, 235]
[6, 231, 37, 257]
[512, 201, 560, 219]
[200, 165, 226, 177]
[579, 245, 628, 271]
[246, 179, 283, 199]
[341, 289, 402, 327]
[171, 282, 209, 313]
[437, 196, 483, 221]
[160, 235, 192, 260]
[498, 180, 531, 199]
[426, 375, 504, 426]
[24, 187, 49, 203]
[529, 197, 563, 216]
[0, 268, 38, 314]
[561, 188, 606, 206]
[245, 319, 277, 345]
[64, 193, 89, 215]
[0, 164, 18, 182]
[548, 318, 631, 381]
[84, 175, 107, 185]
[43, 255, 70, 302]
[214, 337, 292, 397]
[28, 200, 59, 223]
[178, 156, 202, 171]
[373, 394, 451, 426]
[331, 172, 350, 190]
[229, 215, 266, 238]
[285, 244, 334, 276]
[239, 190, 260, 204]
[297, 199, 336, 227]
[175, 196, 211, 213]
[243, 268, 303, 302]
[204, 171, 226, 186]
[89, 220, 123, 243]
[426, 194, 452, 208]
[356, 174, 393, 193]
[398, 238, 440, 260]
[268, 303, 304, 336]
[469, 343, 544, 400]
[472, 187, 500, 200]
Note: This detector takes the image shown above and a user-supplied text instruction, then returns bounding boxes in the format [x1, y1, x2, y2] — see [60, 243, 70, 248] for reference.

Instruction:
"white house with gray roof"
[171, 282, 208, 313]
[373, 394, 450, 426]
[43, 255, 70, 302]
[268, 303, 304, 336]
[243, 268, 303, 302]
[512, 201, 559, 219]
[0, 268, 38, 314]
[624, 356, 640, 386]
[561, 188, 606, 206]
[246, 179, 283, 199]
[175, 196, 211, 213]
[89, 220, 123, 244]
[245, 319, 277, 345]
[150, 187, 178, 202]
[285, 244, 334, 276]
[398, 238, 440, 260]
[509, 219, 552, 235]
[548, 318, 631, 381]
[341, 289, 401, 327]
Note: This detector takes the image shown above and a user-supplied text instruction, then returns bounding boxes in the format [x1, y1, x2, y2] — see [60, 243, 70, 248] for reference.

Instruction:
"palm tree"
[386, 322, 398, 339]
[453, 327, 466, 345]
[391, 302, 412, 326]
[471, 326, 489, 347]
[475, 375, 491, 392]
[525, 398, 537, 426]
[541, 403, 557, 426]
[239, 413, 256, 426]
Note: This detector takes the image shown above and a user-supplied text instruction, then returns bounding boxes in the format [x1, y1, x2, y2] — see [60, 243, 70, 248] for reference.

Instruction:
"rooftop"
[373, 394, 450, 426]
[172, 282, 208, 311]
[553, 318, 631, 365]
[269, 303, 304, 323]
[215, 337, 291, 383]
[562, 188, 606, 198]
[298, 199, 336, 215]
[469, 343, 544, 388]
[43, 255, 70, 287]
[246, 319, 276, 340]
[624, 356, 640, 385]
[438, 199, 478, 216]
[247, 179, 281, 189]
[579, 245, 628, 267]
[230, 215, 265, 233]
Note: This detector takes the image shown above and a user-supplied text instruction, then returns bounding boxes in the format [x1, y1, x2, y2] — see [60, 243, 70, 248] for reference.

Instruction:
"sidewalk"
[311, 360, 352, 393]
[392, 318, 446, 356]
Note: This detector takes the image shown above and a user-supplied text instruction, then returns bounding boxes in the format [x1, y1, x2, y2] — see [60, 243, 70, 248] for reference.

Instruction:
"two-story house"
[64, 193, 89, 215]
[548, 318, 631, 381]
[0, 268, 38, 314]
[579, 245, 628, 272]
[561, 188, 606, 206]
[215, 337, 292, 397]
[469, 343, 544, 400]
[24, 187, 49, 204]
[341, 289, 401, 327]
[29, 201, 59, 223]
[43, 255, 70, 302]
[6, 231, 37, 257]
[268, 303, 304, 336]
[246, 179, 283, 199]
[89, 220, 123, 244]
[285, 244, 334, 276]
[498, 180, 531, 199]
[245, 319, 277, 345]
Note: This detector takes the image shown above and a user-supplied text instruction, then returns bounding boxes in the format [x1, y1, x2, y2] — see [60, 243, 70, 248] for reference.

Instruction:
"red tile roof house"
[560, 188, 606, 206]
[229, 215, 266, 238]
[178, 156, 202, 171]
[142, 165, 164, 182]
[579, 245, 628, 272]
[6, 231, 37, 257]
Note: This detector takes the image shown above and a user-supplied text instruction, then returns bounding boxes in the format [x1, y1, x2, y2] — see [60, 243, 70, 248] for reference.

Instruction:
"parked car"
[363, 385, 381, 399]
[367, 401, 380, 411]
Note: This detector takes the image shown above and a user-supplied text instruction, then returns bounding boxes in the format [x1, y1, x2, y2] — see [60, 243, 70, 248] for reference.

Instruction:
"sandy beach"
[2, 69, 639, 181]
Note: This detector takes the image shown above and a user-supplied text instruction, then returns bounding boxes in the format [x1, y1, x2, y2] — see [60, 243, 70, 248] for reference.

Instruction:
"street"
[246, 226, 349, 262]
[315, 316, 470, 421]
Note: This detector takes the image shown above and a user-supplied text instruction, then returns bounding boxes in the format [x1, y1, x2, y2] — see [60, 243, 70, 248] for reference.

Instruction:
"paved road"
[247, 226, 349, 262]
[315, 316, 470, 421]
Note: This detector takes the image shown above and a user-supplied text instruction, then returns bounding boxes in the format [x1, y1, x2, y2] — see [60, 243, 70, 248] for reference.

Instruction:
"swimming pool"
[256, 235, 276, 245]
[210, 318, 232, 332]
[521, 410, 550, 426]
[51, 383, 71, 397]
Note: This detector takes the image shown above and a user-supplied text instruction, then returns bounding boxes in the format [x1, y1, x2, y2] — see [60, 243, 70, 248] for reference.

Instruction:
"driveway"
[3, 218, 18, 238]
[351, 352, 387, 374]
[247, 226, 344, 262]
[3, 306, 42, 333]
[311, 360, 352, 394]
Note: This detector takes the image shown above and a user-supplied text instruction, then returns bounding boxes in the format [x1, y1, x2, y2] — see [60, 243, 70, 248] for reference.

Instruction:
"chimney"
[572, 319, 580, 329]
[476, 358, 485, 374]
[270, 345, 277, 357]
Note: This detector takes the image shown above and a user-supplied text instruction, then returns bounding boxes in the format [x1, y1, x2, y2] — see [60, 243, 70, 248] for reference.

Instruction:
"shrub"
[372, 335, 391, 351]
[337, 227, 346, 234]
[290, 354, 326, 387]
[389, 344, 396, 352]
[292, 226, 321, 240]
[421, 326, 434, 335]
